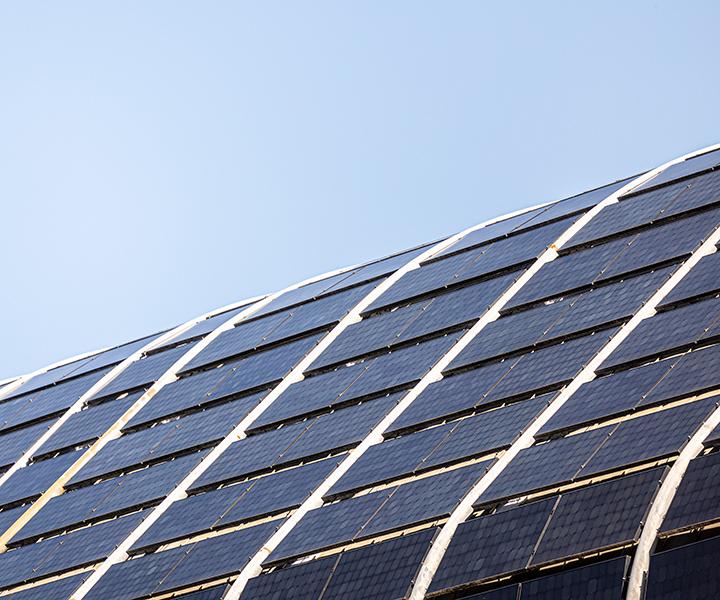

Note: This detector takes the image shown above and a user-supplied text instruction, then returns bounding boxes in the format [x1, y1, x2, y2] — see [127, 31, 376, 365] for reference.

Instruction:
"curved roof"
[0, 145, 720, 600]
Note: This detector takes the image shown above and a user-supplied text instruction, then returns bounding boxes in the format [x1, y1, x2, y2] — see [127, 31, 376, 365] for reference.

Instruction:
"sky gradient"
[1, 1, 719, 378]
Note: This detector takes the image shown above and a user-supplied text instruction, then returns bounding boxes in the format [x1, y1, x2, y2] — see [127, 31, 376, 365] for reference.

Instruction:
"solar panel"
[661, 452, 720, 534]
[69, 397, 262, 486]
[645, 535, 720, 599]
[90, 342, 196, 401]
[1, 573, 88, 600]
[518, 556, 629, 600]
[600, 296, 720, 371]
[33, 391, 141, 458]
[428, 497, 556, 591]
[633, 149, 720, 193]
[529, 467, 664, 565]
[660, 249, 720, 308]
[0, 511, 144, 590]
[0, 449, 83, 509]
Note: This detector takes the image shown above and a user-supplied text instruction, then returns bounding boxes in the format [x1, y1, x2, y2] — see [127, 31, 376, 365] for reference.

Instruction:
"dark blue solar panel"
[320, 527, 437, 600]
[0, 420, 55, 469]
[661, 451, 720, 533]
[1, 573, 87, 600]
[435, 209, 547, 259]
[633, 149, 720, 194]
[600, 296, 720, 371]
[463, 268, 669, 366]
[35, 391, 141, 458]
[660, 250, 720, 308]
[539, 358, 674, 436]
[240, 555, 338, 600]
[85, 521, 278, 600]
[182, 326, 324, 378]
[524, 207, 717, 310]
[317, 275, 518, 371]
[249, 361, 368, 430]
[0, 449, 83, 509]
[123, 365, 234, 429]
[646, 535, 720, 600]
[547, 344, 720, 438]
[446, 318, 607, 371]
[192, 394, 400, 491]
[518, 556, 629, 600]
[475, 427, 611, 506]
[330, 396, 545, 498]
[529, 467, 663, 565]
[368, 218, 571, 312]
[433, 469, 660, 594]
[482, 397, 716, 506]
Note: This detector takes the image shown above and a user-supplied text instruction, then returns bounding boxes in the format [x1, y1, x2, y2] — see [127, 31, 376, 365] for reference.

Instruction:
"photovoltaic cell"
[0, 420, 56, 469]
[0, 511, 144, 590]
[543, 343, 720, 438]
[480, 397, 716, 506]
[518, 556, 629, 600]
[460, 268, 670, 367]
[0, 366, 112, 434]
[0, 449, 83, 509]
[428, 497, 556, 591]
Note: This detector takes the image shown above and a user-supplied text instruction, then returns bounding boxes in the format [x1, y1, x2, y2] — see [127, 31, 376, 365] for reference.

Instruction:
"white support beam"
[407, 143, 720, 600]
[68, 203, 547, 600]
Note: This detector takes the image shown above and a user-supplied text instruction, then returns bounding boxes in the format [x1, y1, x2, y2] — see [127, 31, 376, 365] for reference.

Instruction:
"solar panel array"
[1, 146, 720, 599]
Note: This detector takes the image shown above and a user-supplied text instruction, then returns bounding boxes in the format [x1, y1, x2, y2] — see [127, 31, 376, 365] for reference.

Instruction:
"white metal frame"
[406, 143, 720, 600]
[67, 203, 547, 600]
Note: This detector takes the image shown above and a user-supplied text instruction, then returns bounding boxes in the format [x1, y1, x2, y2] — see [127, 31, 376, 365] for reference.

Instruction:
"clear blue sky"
[1, 2, 718, 379]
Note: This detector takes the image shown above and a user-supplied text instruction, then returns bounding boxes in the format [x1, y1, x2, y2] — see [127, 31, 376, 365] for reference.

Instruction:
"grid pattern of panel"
[1, 152, 718, 600]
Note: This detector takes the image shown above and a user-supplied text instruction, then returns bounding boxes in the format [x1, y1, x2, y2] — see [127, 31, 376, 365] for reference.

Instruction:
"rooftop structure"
[1, 145, 720, 599]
